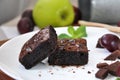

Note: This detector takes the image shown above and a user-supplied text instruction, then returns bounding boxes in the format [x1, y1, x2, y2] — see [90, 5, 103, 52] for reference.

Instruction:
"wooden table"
[0, 40, 14, 80]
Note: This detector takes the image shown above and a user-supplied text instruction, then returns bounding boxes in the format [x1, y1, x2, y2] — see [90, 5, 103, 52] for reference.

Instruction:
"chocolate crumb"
[82, 67, 85, 69]
[51, 73, 54, 75]
[76, 65, 80, 68]
[38, 74, 41, 77]
[73, 71, 75, 73]
[88, 71, 91, 74]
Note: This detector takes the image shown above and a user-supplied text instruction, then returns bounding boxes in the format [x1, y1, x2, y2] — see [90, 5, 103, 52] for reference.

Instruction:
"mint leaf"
[58, 25, 87, 39]
[73, 31, 86, 39]
[68, 26, 75, 36]
[75, 25, 87, 36]
[58, 33, 71, 39]
[72, 25, 87, 39]
[116, 78, 120, 80]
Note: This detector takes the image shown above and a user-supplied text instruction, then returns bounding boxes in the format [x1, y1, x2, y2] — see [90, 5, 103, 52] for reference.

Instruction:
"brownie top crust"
[57, 38, 88, 53]
[19, 26, 57, 60]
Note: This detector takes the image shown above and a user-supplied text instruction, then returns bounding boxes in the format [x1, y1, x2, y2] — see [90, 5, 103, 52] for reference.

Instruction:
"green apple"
[33, 0, 74, 28]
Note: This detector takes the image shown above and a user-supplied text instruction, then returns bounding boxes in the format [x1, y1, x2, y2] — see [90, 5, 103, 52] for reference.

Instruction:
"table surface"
[0, 39, 14, 80]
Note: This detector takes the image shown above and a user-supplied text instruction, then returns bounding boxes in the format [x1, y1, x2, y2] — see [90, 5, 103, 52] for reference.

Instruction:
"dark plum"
[22, 9, 32, 19]
[99, 34, 120, 52]
[117, 21, 120, 27]
[17, 17, 34, 34]
[72, 6, 82, 25]
[22, 9, 35, 26]
[96, 38, 104, 48]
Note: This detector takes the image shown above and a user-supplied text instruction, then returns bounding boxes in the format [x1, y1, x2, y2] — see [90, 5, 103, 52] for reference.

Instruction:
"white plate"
[0, 27, 119, 80]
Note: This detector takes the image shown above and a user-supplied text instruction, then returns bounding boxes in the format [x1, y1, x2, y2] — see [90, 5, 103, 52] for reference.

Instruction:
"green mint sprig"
[58, 25, 87, 39]
[116, 78, 120, 80]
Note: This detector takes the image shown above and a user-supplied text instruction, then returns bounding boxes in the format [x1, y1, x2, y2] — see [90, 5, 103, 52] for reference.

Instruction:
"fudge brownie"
[19, 26, 57, 69]
[48, 38, 89, 66]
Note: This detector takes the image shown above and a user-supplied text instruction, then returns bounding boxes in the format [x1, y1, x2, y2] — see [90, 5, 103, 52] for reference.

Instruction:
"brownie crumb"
[97, 63, 109, 69]
[51, 73, 54, 75]
[82, 67, 85, 69]
[73, 71, 75, 73]
[76, 66, 80, 68]
[38, 74, 41, 77]
[104, 50, 120, 61]
[95, 69, 109, 79]
[88, 71, 91, 74]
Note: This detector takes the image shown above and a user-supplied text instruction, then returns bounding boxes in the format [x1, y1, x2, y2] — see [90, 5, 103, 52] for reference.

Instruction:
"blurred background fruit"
[33, 0, 75, 28]
[117, 21, 120, 27]
[17, 17, 34, 34]
[21, 9, 35, 26]
[72, 6, 82, 25]
[99, 34, 120, 52]
[17, 0, 82, 34]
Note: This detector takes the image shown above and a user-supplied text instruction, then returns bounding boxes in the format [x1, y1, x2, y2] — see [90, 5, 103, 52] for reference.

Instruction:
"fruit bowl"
[0, 0, 30, 25]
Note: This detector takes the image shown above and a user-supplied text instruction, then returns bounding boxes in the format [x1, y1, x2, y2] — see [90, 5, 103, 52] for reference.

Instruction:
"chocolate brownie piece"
[108, 61, 120, 76]
[97, 63, 109, 69]
[48, 38, 89, 66]
[19, 26, 57, 69]
[104, 50, 120, 61]
[95, 69, 109, 79]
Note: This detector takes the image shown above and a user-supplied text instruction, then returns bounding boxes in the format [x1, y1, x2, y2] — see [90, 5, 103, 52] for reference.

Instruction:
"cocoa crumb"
[38, 74, 41, 77]
[88, 71, 91, 74]
[73, 71, 75, 73]
[82, 67, 85, 69]
[51, 73, 54, 75]
[76, 65, 81, 68]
